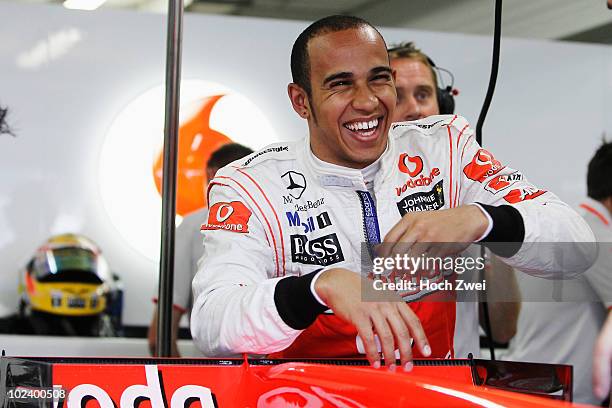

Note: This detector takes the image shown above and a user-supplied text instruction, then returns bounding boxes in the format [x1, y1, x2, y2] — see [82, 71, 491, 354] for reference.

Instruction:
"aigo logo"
[504, 186, 546, 203]
[398, 153, 423, 177]
[98, 80, 277, 260]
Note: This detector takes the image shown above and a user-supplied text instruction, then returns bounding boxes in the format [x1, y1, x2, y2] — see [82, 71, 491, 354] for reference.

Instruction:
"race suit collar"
[303, 134, 395, 191]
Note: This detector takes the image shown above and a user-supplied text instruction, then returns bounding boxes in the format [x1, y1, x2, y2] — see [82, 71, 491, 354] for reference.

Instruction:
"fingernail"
[403, 362, 413, 372]
[389, 364, 396, 372]
[373, 361, 381, 369]
[423, 345, 431, 357]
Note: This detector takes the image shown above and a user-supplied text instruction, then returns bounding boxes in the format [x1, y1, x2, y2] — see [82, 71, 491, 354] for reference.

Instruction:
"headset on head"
[387, 43, 458, 115]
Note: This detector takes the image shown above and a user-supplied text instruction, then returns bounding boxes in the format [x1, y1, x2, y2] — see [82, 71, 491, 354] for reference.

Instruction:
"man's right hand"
[314, 267, 431, 371]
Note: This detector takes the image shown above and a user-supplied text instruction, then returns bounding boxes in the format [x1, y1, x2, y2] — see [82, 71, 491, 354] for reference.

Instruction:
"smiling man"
[191, 15, 595, 369]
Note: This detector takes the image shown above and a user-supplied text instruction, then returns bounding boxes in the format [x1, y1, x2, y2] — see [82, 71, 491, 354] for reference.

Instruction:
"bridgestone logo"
[243, 146, 288, 166]
[392, 119, 446, 130]
[396, 180, 445, 215]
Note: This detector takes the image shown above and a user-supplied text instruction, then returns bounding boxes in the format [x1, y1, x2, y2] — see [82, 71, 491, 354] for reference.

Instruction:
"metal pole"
[156, 0, 183, 357]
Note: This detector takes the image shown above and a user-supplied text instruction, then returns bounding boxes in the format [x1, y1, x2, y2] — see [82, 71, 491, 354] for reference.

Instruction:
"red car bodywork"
[0, 356, 594, 407]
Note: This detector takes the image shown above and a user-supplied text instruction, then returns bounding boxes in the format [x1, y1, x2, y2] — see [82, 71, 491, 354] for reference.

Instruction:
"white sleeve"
[454, 117, 596, 277]
[190, 182, 301, 356]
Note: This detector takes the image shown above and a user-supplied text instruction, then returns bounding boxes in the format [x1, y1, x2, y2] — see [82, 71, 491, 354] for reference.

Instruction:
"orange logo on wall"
[152, 95, 232, 216]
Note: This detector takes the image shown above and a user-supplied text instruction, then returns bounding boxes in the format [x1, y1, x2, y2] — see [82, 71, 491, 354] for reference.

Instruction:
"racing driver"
[191, 15, 596, 370]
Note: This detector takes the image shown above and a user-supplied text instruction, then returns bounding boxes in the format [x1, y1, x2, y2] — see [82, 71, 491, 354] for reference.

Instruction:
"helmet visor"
[31, 247, 104, 283]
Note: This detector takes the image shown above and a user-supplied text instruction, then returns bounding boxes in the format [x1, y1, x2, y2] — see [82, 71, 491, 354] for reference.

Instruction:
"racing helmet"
[21, 234, 112, 317]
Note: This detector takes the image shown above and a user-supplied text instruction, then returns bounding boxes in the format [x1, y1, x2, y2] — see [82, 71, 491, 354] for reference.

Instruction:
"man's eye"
[330, 81, 350, 88]
[416, 91, 431, 101]
[372, 74, 391, 82]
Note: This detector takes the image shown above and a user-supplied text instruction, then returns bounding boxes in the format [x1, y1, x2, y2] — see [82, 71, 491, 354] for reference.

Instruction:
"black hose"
[477, 0, 503, 361]
[476, 0, 502, 146]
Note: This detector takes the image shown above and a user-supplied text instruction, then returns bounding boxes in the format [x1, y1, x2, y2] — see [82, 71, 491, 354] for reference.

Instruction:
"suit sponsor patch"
[286, 211, 332, 233]
[201, 201, 251, 233]
[463, 149, 504, 183]
[484, 171, 523, 194]
[290, 233, 344, 266]
[397, 180, 445, 215]
[503, 186, 546, 203]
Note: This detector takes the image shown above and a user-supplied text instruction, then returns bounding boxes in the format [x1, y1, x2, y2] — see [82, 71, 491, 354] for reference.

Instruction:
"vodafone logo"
[202, 201, 252, 233]
[398, 153, 424, 177]
[216, 203, 234, 222]
[395, 168, 441, 196]
[65, 365, 215, 408]
[463, 149, 504, 183]
[152, 94, 231, 216]
[475, 150, 494, 166]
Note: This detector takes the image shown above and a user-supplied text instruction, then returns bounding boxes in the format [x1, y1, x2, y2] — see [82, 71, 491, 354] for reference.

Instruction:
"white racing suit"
[191, 115, 595, 359]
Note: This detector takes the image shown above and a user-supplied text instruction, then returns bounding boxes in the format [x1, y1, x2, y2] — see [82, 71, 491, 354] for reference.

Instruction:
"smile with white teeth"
[344, 117, 380, 136]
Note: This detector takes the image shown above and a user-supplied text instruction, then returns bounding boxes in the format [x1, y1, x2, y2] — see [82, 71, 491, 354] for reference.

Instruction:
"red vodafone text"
[63, 365, 215, 408]
[395, 168, 441, 196]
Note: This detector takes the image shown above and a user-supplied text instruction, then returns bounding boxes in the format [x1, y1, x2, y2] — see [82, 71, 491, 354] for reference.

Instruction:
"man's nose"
[399, 96, 421, 121]
[352, 85, 378, 112]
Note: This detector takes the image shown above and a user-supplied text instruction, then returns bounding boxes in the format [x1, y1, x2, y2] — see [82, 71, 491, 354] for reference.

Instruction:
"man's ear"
[288, 83, 311, 120]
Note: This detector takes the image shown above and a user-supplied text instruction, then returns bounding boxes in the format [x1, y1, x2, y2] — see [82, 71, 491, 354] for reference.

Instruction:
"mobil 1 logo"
[290, 233, 345, 266]
[286, 211, 332, 233]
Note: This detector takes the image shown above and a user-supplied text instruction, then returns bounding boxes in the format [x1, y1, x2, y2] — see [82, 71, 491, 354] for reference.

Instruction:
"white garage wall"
[0, 1, 610, 326]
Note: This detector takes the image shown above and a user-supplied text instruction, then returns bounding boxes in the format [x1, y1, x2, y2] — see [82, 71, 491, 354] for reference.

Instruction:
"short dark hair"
[290, 15, 383, 99]
[207, 143, 254, 171]
[587, 140, 612, 200]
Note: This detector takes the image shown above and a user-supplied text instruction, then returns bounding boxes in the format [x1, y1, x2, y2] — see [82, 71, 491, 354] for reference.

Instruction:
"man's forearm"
[191, 278, 302, 356]
[480, 255, 521, 344]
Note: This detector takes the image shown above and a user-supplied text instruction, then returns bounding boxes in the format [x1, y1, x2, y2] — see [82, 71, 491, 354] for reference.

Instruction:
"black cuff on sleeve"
[274, 270, 329, 330]
[476, 203, 525, 257]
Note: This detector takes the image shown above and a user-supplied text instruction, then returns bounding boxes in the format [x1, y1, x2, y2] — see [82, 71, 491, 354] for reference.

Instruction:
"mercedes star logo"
[281, 170, 306, 199]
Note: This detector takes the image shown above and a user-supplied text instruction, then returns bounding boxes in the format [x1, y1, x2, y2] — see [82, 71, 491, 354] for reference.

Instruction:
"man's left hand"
[379, 205, 488, 258]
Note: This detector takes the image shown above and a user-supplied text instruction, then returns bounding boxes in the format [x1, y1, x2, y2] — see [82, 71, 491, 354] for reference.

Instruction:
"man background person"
[388, 42, 521, 357]
[503, 141, 612, 404]
[148, 143, 253, 356]
[594, 312, 612, 403]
